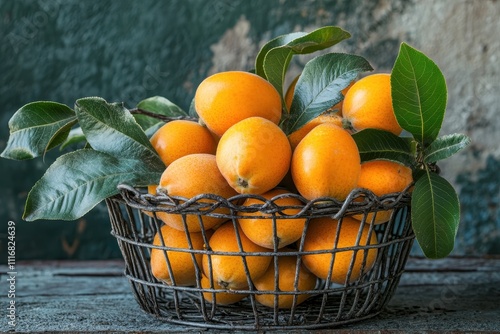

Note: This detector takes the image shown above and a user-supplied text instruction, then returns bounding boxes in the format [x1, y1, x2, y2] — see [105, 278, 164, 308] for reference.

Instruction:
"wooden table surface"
[1, 256, 499, 333]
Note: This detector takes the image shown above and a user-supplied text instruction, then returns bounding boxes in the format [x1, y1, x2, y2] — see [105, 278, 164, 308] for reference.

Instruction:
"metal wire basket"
[106, 184, 414, 330]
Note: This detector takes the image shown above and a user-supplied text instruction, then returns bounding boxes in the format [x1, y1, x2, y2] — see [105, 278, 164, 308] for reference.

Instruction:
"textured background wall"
[0, 0, 498, 260]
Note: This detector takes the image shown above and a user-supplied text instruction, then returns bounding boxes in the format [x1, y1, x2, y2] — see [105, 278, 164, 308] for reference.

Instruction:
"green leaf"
[188, 98, 198, 119]
[412, 168, 427, 183]
[144, 122, 165, 138]
[391, 43, 447, 145]
[257, 26, 351, 97]
[45, 119, 79, 153]
[1, 101, 77, 160]
[23, 149, 162, 221]
[135, 96, 188, 131]
[60, 127, 87, 150]
[424, 133, 471, 163]
[352, 129, 415, 166]
[282, 53, 373, 135]
[255, 31, 306, 78]
[411, 171, 460, 258]
[74, 97, 165, 170]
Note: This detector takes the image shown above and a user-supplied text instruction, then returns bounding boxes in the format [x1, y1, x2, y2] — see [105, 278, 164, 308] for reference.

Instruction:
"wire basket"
[106, 184, 414, 330]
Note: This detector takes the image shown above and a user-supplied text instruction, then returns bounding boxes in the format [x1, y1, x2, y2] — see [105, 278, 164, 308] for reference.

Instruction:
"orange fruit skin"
[238, 188, 306, 249]
[302, 216, 378, 284]
[150, 120, 217, 166]
[143, 185, 170, 222]
[150, 224, 210, 286]
[194, 71, 282, 137]
[288, 113, 343, 150]
[202, 221, 272, 290]
[253, 253, 317, 309]
[291, 123, 361, 201]
[157, 154, 238, 232]
[200, 274, 248, 305]
[143, 185, 158, 218]
[329, 81, 355, 117]
[342, 73, 402, 135]
[216, 117, 292, 195]
[353, 160, 413, 224]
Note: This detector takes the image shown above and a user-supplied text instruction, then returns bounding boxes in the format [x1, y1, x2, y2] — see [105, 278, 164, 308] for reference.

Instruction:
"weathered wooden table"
[2, 257, 499, 333]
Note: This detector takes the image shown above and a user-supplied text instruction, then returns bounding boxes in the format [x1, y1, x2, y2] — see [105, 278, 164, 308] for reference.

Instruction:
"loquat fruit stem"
[237, 177, 249, 189]
[341, 118, 356, 133]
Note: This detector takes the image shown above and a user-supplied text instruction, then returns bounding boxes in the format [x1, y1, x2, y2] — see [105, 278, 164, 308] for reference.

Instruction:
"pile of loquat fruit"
[148, 70, 412, 309]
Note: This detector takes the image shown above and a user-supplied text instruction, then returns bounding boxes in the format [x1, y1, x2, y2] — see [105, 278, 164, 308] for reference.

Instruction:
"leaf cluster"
[253, 32, 470, 259]
[1, 96, 187, 221]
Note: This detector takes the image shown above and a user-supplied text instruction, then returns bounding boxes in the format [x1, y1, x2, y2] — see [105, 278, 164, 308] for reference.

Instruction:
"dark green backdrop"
[1, 0, 498, 260]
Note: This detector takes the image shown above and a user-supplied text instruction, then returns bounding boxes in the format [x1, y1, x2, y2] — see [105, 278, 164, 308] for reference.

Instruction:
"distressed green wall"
[1, 0, 499, 260]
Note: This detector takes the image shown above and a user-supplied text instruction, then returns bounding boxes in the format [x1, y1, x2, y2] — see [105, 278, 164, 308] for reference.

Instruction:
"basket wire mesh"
[106, 184, 414, 330]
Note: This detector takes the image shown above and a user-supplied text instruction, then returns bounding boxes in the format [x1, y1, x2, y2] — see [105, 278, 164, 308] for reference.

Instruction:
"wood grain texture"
[1, 257, 499, 332]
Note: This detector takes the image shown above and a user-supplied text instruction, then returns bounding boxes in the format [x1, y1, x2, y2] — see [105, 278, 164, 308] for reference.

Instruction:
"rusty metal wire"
[106, 184, 415, 330]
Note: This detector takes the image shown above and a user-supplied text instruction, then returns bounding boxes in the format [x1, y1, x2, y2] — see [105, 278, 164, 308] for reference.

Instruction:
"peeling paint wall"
[0, 0, 498, 259]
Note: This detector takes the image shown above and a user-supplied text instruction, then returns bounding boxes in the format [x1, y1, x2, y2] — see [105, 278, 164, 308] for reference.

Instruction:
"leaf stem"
[419, 157, 441, 175]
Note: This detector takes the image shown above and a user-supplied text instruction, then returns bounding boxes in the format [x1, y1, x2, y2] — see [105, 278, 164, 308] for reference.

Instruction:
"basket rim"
[112, 183, 413, 220]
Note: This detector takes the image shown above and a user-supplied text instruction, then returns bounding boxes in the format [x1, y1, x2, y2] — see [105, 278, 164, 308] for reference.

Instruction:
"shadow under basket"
[106, 184, 415, 330]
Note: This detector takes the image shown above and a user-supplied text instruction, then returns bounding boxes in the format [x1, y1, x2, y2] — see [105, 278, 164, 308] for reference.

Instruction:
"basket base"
[125, 272, 404, 331]
[152, 308, 383, 331]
